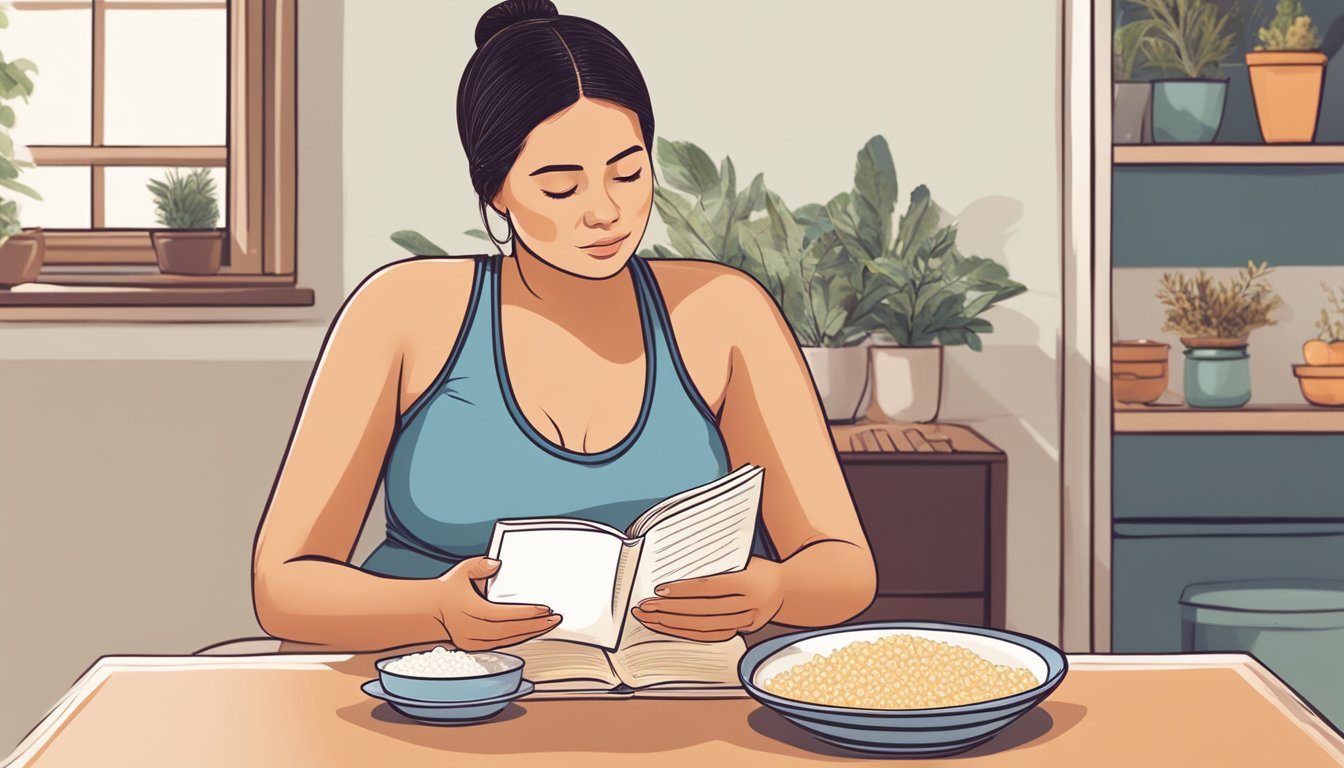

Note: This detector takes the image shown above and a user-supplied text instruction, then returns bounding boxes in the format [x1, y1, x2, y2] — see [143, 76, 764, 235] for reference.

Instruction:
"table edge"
[6, 652, 1342, 766]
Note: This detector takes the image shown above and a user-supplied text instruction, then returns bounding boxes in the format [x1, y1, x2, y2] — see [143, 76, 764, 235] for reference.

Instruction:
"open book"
[483, 463, 764, 692]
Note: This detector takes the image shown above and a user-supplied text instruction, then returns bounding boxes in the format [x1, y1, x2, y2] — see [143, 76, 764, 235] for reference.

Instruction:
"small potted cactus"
[0, 5, 44, 287]
[147, 168, 223, 275]
[1156, 261, 1283, 408]
[1246, 0, 1327, 143]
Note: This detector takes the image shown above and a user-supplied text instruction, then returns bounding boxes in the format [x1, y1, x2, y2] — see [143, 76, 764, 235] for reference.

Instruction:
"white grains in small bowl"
[384, 646, 490, 678]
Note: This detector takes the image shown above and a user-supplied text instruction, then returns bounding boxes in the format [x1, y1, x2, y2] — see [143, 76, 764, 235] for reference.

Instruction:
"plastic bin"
[1180, 579, 1344, 730]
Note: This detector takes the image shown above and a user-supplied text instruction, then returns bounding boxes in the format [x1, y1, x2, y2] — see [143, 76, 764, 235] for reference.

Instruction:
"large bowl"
[375, 648, 524, 702]
[738, 622, 1068, 757]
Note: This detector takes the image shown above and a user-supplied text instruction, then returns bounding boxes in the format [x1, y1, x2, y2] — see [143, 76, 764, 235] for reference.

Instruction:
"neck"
[503, 241, 635, 315]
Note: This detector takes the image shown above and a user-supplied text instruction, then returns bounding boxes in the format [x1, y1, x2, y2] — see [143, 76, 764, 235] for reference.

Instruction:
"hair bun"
[475, 0, 559, 48]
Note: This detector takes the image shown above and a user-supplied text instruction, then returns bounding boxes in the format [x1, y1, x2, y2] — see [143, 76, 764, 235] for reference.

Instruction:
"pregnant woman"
[252, 0, 876, 653]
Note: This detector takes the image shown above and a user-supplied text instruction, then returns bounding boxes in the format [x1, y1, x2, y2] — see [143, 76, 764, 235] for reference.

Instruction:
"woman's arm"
[251, 262, 447, 651]
[633, 271, 877, 639]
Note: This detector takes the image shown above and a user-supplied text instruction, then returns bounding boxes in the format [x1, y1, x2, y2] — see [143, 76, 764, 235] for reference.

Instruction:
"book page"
[485, 526, 625, 647]
[501, 636, 620, 691]
[609, 620, 747, 689]
[625, 464, 760, 538]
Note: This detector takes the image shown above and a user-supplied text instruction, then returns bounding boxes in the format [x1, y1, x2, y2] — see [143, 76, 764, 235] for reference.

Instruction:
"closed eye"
[542, 186, 577, 199]
[615, 169, 642, 183]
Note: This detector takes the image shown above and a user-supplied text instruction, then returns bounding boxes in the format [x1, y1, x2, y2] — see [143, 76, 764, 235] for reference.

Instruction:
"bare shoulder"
[642, 257, 788, 341]
[337, 256, 481, 339]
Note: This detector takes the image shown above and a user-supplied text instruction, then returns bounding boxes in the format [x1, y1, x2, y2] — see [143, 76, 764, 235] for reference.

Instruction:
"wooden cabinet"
[747, 420, 1006, 645]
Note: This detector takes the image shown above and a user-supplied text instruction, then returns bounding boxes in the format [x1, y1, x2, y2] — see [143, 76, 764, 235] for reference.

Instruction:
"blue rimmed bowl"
[738, 621, 1068, 757]
[374, 649, 524, 702]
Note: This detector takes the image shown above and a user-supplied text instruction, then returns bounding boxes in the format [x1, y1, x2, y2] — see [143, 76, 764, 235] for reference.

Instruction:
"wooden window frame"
[4, 0, 310, 308]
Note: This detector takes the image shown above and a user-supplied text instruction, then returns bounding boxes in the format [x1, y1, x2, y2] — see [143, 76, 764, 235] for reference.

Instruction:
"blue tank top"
[359, 252, 773, 579]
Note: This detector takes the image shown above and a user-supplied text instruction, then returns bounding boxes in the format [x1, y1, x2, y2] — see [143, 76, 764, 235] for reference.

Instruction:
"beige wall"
[1, 0, 1066, 751]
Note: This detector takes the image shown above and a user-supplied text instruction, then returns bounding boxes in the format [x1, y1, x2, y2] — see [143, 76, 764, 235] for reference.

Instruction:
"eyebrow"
[528, 145, 645, 176]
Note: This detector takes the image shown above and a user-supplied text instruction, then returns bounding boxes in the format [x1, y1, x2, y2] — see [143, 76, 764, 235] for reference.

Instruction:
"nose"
[582, 184, 621, 229]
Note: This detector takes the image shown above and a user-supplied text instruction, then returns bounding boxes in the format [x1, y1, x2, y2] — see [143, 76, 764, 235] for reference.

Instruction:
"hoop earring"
[479, 201, 514, 256]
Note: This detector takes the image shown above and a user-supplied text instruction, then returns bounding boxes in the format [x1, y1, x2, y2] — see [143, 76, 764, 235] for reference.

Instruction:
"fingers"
[636, 595, 755, 616]
[462, 600, 554, 623]
[654, 573, 745, 599]
[454, 613, 563, 648]
[457, 556, 502, 581]
[632, 605, 754, 634]
[631, 612, 742, 643]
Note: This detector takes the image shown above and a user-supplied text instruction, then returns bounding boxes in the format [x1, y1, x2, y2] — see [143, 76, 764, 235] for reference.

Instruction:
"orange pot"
[1246, 51, 1327, 143]
[1293, 364, 1344, 406]
[1113, 340, 1170, 404]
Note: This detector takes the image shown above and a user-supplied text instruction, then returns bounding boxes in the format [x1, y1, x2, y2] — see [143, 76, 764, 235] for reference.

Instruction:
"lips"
[579, 233, 629, 249]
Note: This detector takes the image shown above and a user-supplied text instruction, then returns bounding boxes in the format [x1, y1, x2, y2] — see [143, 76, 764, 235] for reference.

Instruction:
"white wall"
[2, 0, 1066, 752]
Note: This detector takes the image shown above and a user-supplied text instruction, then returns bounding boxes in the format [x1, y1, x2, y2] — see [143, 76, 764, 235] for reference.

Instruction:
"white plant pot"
[801, 345, 872, 423]
[869, 345, 943, 423]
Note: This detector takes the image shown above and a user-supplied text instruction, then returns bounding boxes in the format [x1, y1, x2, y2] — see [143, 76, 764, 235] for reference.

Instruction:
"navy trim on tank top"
[397, 255, 487, 429]
[490, 252, 657, 465]
[629, 257, 721, 425]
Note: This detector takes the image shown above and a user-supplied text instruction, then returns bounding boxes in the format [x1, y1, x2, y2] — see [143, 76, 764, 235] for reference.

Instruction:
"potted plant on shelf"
[1247, 0, 1326, 144]
[1134, 0, 1238, 143]
[1294, 282, 1344, 406]
[146, 168, 223, 275]
[1156, 261, 1283, 408]
[0, 6, 43, 288]
[1114, 17, 1155, 144]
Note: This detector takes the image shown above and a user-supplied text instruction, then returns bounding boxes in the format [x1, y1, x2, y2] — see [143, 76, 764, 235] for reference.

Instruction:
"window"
[4, 0, 309, 308]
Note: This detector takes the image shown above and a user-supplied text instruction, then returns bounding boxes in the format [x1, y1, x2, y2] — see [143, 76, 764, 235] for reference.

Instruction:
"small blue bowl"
[375, 648, 524, 703]
[739, 622, 1068, 757]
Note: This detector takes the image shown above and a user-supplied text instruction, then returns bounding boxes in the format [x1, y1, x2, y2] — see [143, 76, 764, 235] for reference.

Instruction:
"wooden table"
[7, 652, 1344, 767]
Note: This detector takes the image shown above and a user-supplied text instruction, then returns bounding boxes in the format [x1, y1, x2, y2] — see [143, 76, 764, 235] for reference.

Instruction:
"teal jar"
[1183, 345, 1251, 408]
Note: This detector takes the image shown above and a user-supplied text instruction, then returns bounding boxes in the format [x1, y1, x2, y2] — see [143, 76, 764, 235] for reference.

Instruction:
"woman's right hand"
[429, 556, 561, 651]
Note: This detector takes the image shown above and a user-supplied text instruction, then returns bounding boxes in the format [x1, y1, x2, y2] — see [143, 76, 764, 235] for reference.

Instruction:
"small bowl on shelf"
[1113, 340, 1171, 405]
[374, 647, 525, 702]
[1293, 364, 1344, 407]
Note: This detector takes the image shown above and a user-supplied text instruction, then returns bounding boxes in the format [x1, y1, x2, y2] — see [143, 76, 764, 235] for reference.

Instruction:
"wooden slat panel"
[0, 285, 313, 306]
[263, 0, 296, 274]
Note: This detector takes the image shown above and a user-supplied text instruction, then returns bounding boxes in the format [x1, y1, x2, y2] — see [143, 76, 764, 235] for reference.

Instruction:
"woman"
[252, 0, 876, 654]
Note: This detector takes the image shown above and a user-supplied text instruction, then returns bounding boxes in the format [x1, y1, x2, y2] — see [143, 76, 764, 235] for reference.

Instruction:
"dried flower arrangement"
[1315, 282, 1344, 343]
[1156, 260, 1284, 345]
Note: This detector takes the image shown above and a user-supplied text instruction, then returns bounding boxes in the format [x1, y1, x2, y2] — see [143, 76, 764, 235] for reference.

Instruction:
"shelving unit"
[1114, 404, 1344, 433]
[1114, 144, 1344, 166]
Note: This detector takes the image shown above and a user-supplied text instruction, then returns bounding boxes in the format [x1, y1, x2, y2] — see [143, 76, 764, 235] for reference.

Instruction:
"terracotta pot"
[151, 230, 223, 275]
[1112, 340, 1170, 405]
[868, 345, 942, 423]
[0, 227, 45, 286]
[801, 345, 872, 424]
[1293, 364, 1344, 407]
[1246, 51, 1327, 144]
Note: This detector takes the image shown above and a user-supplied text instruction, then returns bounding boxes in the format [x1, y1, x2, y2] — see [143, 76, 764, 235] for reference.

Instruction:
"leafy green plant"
[1317, 282, 1344, 342]
[0, 5, 41, 247]
[391, 229, 449, 256]
[1156, 261, 1284, 339]
[641, 138, 878, 347]
[830, 136, 1026, 350]
[1115, 20, 1155, 80]
[1255, 0, 1320, 51]
[1132, 0, 1238, 78]
[147, 168, 219, 229]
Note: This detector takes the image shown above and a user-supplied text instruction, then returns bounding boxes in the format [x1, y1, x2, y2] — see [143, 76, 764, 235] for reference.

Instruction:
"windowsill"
[0, 281, 315, 307]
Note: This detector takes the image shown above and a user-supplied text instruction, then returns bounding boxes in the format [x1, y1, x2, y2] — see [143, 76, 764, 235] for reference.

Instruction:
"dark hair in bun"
[458, 0, 656, 225]
[474, 0, 558, 48]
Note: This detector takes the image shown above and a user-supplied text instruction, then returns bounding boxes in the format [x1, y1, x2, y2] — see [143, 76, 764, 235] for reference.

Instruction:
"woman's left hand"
[631, 557, 784, 642]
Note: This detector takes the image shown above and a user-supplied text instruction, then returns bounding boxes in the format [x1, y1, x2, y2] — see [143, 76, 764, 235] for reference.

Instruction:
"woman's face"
[491, 97, 653, 280]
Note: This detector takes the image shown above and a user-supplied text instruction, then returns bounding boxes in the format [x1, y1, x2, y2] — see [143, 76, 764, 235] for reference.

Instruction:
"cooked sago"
[761, 634, 1039, 709]
[384, 646, 489, 678]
